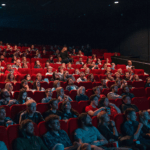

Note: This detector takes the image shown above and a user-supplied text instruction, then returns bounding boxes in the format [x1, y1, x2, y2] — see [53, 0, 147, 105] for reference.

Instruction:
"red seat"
[101, 88, 111, 96]
[79, 82, 92, 90]
[13, 91, 20, 99]
[92, 82, 101, 88]
[0, 105, 11, 117]
[36, 103, 50, 115]
[145, 87, 150, 97]
[31, 69, 44, 75]
[132, 97, 149, 110]
[99, 74, 107, 79]
[7, 124, 38, 150]
[107, 81, 115, 88]
[93, 75, 100, 82]
[86, 89, 94, 98]
[0, 126, 9, 150]
[91, 69, 102, 74]
[68, 69, 75, 74]
[60, 81, 67, 89]
[40, 82, 49, 89]
[18, 68, 31, 75]
[115, 99, 122, 108]
[139, 74, 149, 81]
[13, 82, 21, 91]
[134, 69, 144, 75]
[131, 87, 145, 97]
[132, 81, 145, 88]
[116, 64, 126, 70]
[67, 118, 78, 142]
[78, 100, 90, 114]
[33, 91, 45, 103]
[69, 90, 77, 101]
[92, 116, 98, 128]
[27, 91, 34, 98]
[10, 104, 26, 120]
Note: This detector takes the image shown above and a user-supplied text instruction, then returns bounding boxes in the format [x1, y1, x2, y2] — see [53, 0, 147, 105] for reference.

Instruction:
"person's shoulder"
[75, 128, 83, 133]
[43, 131, 52, 138]
[35, 111, 42, 115]
[59, 129, 68, 135]
[20, 110, 27, 116]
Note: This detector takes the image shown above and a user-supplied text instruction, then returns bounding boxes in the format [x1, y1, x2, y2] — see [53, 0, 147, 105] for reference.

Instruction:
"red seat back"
[131, 87, 145, 97]
[146, 87, 150, 97]
[36, 103, 50, 115]
[79, 82, 92, 90]
[33, 91, 45, 103]
[132, 81, 145, 88]
[78, 100, 90, 114]
[0, 126, 9, 149]
[92, 116, 98, 128]
[69, 90, 77, 101]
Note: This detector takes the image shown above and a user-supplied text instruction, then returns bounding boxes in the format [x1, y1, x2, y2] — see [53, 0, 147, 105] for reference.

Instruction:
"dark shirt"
[121, 104, 139, 113]
[145, 83, 150, 88]
[42, 130, 72, 150]
[43, 110, 63, 119]
[98, 124, 118, 141]
[61, 111, 78, 120]
[121, 93, 135, 99]
[60, 51, 68, 60]
[19, 111, 44, 124]
[66, 85, 78, 91]
[124, 78, 132, 81]
[76, 94, 89, 102]
[0, 117, 15, 127]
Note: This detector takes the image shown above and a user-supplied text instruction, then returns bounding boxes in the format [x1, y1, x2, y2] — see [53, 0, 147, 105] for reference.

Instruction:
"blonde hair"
[77, 86, 85, 96]
[5, 82, 13, 92]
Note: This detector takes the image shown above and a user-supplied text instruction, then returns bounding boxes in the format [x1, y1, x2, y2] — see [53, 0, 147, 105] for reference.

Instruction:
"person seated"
[85, 67, 90, 75]
[121, 79, 129, 89]
[61, 63, 66, 69]
[128, 67, 134, 76]
[77, 72, 87, 83]
[121, 85, 135, 99]
[45, 61, 50, 68]
[111, 63, 116, 70]
[55, 56, 62, 64]
[98, 97, 121, 116]
[61, 100, 79, 122]
[34, 60, 42, 68]
[97, 111, 119, 142]
[71, 48, 76, 56]
[56, 87, 73, 102]
[5, 82, 14, 95]
[17, 89, 31, 104]
[87, 74, 95, 82]
[77, 50, 84, 56]
[99, 79, 108, 90]
[105, 73, 114, 83]
[22, 62, 28, 68]
[61, 71, 75, 82]
[95, 58, 102, 65]
[34, 50, 41, 58]
[92, 54, 97, 61]
[67, 62, 73, 69]
[24, 74, 33, 83]
[19, 100, 44, 124]
[0, 55, 6, 66]
[57, 66, 64, 79]
[12, 59, 22, 69]
[14, 119, 48, 150]
[122, 108, 150, 149]
[21, 79, 30, 91]
[42, 49, 47, 56]
[86, 58, 91, 65]
[105, 67, 112, 76]
[0, 88, 18, 106]
[52, 80, 60, 92]
[145, 77, 150, 88]
[33, 80, 45, 91]
[51, 72, 60, 81]
[43, 99, 62, 119]
[139, 110, 150, 138]
[41, 88, 53, 103]
[114, 72, 122, 80]
[81, 64, 87, 70]
[85, 94, 106, 117]
[5, 64, 21, 76]
[31, 44, 35, 51]
[76, 86, 89, 102]
[66, 78, 78, 91]
[0, 61, 5, 70]
[133, 74, 142, 81]
[93, 86, 101, 99]
[12, 55, 17, 63]
[22, 56, 29, 63]
[107, 84, 122, 100]
[105, 58, 111, 65]
[74, 113, 108, 149]
[101, 63, 107, 70]
[126, 60, 132, 69]
[76, 57, 84, 65]
[0, 107, 15, 127]
[89, 62, 99, 70]
[117, 68, 124, 75]
[74, 68, 80, 75]
[0, 141, 7, 150]
[45, 66, 53, 75]
[5, 73, 17, 83]
[54, 49, 60, 58]
[42, 115, 82, 150]
[115, 79, 121, 88]
[121, 95, 139, 113]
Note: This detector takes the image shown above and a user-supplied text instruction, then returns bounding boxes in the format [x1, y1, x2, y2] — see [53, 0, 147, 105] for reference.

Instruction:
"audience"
[99, 79, 108, 90]
[76, 57, 84, 65]
[5, 72, 17, 83]
[107, 84, 122, 100]
[25, 74, 33, 83]
[21, 79, 30, 91]
[133, 74, 142, 81]
[145, 77, 150, 88]
[17, 89, 28, 104]
[34, 60, 42, 68]
[124, 72, 133, 81]
[19, 100, 44, 124]
[12, 59, 22, 69]
[45, 66, 53, 75]
[121, 95, 139, 113]
[126, 60, 132, 69]
[74, 113, 108, 149]
[41, 88, 53, 103]
[76, 86, 89, 102]
[77, 72, 87, 83]
[5, 82, 14, 95]
[13, 119, 48, 150]
[93, 86, 101, 99]
[121, 85, 135, 98]
[33, 80, 45, 91]
[51, 72, 60, 81]
[66, 78, 78, 91]
[0, 141, 7, 150]
[52, 80, 60, 92]
[87, 73, 95, 82]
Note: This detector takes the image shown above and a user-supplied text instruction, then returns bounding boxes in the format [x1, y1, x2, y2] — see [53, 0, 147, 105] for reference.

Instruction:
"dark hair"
[98, 97, 108, 108]
[33, 81, 41, 90]
[61, 100, 79, 117]
[24, 74, 30, 80]
[48, 98, 57, 105]
[53, 80, 60, 88]
[87, 74, 94, 82]
[5, 73, 16, 82]
[78, 113, 88, 127]
[45, 114, 59, 129]
[0, 106, 5, 111]
[0, 88, 8, 99]
[17, 89, 27, 104]
[52, 71, 59, 81]
[122, 95, 130, 104]
[93, 86, 98, 93]
[89, 94, 98, 102]
[19, 119, 33, 131]
[21, 79, 28, 89]
[125, 108, 135, 117]
[122, 85, 128, 91]
[110, 84, 117, 91]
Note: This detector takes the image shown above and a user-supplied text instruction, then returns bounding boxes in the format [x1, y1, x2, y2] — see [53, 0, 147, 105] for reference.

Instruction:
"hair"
[67, 78, 73, 85]
[101, 79, 105, 85]
[146, 77, 150, 83]
[78, 113, 88, 127]
[56, 87, 63, 97]
[19, 119, 33, 131]
[0, 88, 8, 99]
[97, 110, 107, 125]
[122, 95, 128, 104]
[110, 84, 117, 91]
[139, 110, 148, 123]
[0, 106, 5, 112]
[124, 108, 135, 117]
[87, 73, 94, 82]
[93, 86, 99, 93]
[89, 94, 98, 102]
[48, 98, 57, 105]
[24, 74, 30, 80]
[36, 73, 42, 81]
[5, 82, 13, 92]
[26, 99, 36, 107]
[45, 88, 51, 94]
[45, 114, 59, 129]
[61, 100, 79, 116]
[33, 80, 41, 90]
[52, 71, 59, 80]
[5, 73, 16, 82]
[122, 85, 129, 91]
[34, 60, 41, 68]
[77, 86, 85, 96]
[98, 97, 108, 108]
[17, 89, 27, 104]
[21, 79, 28, 89]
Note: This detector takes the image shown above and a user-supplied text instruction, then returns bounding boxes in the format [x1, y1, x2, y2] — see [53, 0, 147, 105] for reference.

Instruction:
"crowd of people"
[0, 43, 150, 150]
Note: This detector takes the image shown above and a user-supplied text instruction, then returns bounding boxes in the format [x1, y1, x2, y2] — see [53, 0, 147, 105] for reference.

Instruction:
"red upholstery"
[131, 87, 145, 97]
[91, 69, 101, 74]
[40, 82, 49, 89]
[145, 87, 150, 97]
[33, 91, 45, 103]
[69, 90, 77, 101]
[107, 81, 115, 88]
[10, 104, 26, 120]
[134, 69, 144, 75]
[79, 82, 92, 90]
[115, 99, 122, 108]
[0, 126, 9, 149]
[67, 118, 78, 142]
[92, 116, 98, 128]
[92, 82, 101, 88]
[13, 82, 21, 91]
[116, 64, 126, 70]
[36, 103, 50, 115]
[31, 69, 44, 75]
[18, 68, 31, 74]
[78, 101, 90, 114]
[101, 88, 111, 96]
[132, 97, 149, 110]
[132, 81, 145, 88]
[86, 89, 94, 98]
[27, 91, 34, 98]
[0, 105, 11, 117]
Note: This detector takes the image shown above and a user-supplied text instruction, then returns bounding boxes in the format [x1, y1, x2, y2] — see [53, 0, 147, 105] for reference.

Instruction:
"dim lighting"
[114, 1, 119, 4]
[1, 4, 6, 6]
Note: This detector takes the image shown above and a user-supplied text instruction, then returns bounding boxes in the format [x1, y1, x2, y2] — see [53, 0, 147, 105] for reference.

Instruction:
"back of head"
[78, 113, 88, 127]
[89, 94, 98, 102]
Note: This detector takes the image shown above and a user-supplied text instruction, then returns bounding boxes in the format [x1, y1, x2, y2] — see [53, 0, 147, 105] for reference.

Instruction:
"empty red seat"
[134, 69, 144, 75]
[107, 81, 115, 88]
[132, 97, 149, 110]
[33, 91, 45, 103]
[132, 81, 145, 88]
[0, 126, 9, 149]
[145, 87, 150, 97]
[131, 87, 145, 97]
[86, 89, 94, 98]
[79, 82, 92, 90]
[78, 100, 90, 114]
[101, 88, 111, 96]
[116, 64, 126, 70]
[69, 90, 77, 101]
[36, 103, 50, 115]
[18, 68, 31, 75]
[31, 69, 44, 75]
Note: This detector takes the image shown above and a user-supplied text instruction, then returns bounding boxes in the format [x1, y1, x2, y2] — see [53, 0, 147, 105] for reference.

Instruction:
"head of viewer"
[78, 113, 92, 127]
[45, 88, 52, 97]
[122, 95, 131, 104]
[89, 94, 99, 107]
[125, 108, 136, 122]
[97, 111, 110, 125]
[0, 107, 6, 121]
[49, 98, 58, 110]
[110, 84, 118, 93]
[26, 100, 37, 114]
